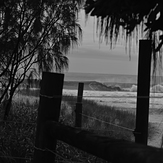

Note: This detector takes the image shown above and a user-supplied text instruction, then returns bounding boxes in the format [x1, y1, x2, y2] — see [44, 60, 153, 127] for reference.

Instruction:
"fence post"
[134, 40, 152, 145]
[33, 72, 64, 163]
[75, 82, 84, 128]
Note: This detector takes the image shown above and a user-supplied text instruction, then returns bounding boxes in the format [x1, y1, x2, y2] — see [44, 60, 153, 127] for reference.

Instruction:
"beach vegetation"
[0, 90, 156, 163]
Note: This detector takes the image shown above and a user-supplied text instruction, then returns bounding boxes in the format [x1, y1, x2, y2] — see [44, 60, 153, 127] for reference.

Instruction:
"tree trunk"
[3, 96, 12, 121]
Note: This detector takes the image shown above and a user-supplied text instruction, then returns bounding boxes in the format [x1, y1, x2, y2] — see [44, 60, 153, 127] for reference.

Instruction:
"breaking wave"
[150, 84, 163, 93]
[130, 85, 137, 92]
[129, 84, 163, 93]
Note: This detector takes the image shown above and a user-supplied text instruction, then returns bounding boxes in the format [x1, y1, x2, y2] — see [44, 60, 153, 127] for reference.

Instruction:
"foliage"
[85, 0, 163, 47]
[85, 0, 163, 72]
[0, 0, 83, 119]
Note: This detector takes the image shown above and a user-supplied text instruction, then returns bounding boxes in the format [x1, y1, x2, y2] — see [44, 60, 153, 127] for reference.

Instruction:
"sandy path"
[63, 89, 163, 148]
[148, 122, 163, 147]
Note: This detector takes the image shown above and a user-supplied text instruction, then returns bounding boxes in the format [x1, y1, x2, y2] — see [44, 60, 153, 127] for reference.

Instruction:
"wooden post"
[134, 40, 152, 145]
[33, 72, 64, 163]
[75, 83, 84, 128]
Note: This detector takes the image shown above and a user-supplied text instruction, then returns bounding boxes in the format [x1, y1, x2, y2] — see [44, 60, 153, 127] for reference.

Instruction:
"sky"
[67, 10, 139, 75]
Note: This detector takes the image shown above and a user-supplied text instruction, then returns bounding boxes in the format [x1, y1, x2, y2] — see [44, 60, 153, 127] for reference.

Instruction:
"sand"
[63, 89, 163, 148]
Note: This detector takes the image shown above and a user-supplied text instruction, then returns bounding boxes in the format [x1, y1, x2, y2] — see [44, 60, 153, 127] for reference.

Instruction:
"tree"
[85, 0, 163, 69]
[0, 0, 83, 120]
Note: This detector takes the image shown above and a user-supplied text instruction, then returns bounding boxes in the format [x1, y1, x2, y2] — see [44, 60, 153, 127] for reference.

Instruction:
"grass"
[16, 89, 40, 97]
[62, 95, 154, 141]
[0, 91, 156, 163]
[82, 100, 135, 140]
[0, 100, 38, 163]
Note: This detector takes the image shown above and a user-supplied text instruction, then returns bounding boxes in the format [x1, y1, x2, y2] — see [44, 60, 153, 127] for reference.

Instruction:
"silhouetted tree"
[0, 0, 83, 120]
[85, 0, 163, 67]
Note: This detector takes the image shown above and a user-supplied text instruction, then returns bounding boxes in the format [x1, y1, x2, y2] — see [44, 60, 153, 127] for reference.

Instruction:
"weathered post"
[33, 72, 64, 163]
[134, 40, 152, 145]
[75, 82, 84, 128]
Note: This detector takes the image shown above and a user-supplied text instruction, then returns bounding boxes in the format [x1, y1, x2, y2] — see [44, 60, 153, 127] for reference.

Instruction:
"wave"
[150, 84, 163, 93]
[130, 85, 137, 92]
[129, 84, 163, 93]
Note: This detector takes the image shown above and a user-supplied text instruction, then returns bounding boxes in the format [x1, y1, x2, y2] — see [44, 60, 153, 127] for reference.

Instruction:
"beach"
[63, 89, 163, 148]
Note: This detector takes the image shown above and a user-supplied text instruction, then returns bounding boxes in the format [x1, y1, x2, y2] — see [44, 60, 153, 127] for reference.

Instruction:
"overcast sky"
[67, 10, 139, 75]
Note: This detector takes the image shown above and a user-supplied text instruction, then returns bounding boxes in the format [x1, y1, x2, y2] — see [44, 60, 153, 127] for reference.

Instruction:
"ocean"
[64, 72, 137, 84]
[65, 72, 163, 86]
[64, 72, 163, 92]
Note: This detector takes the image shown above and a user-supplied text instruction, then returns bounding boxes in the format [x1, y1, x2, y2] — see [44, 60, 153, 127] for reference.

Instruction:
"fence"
[33, 72, 163, 163]
[65, 83, 135, 133]
[0, 75, 163, 162]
